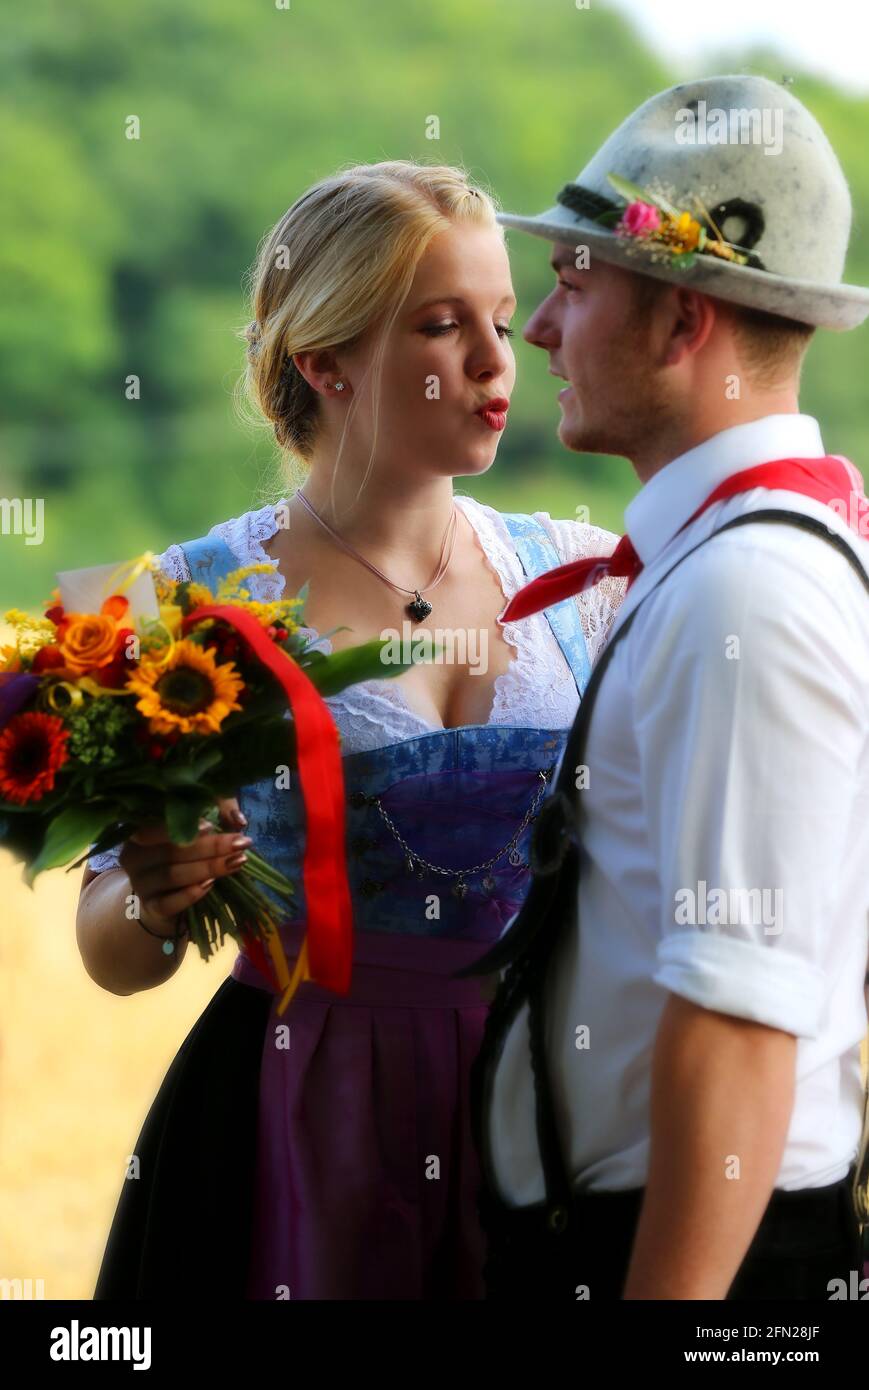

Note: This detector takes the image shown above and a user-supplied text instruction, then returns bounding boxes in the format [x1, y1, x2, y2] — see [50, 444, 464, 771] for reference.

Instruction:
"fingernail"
[226, 851, 248, 869]
[233, 810, 248, 827]
[231, 835, 253, 849]
[201, 877, 215, 889]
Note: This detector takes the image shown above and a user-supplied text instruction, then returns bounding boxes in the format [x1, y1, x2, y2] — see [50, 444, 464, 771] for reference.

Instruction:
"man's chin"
[557, 409, 594, 455]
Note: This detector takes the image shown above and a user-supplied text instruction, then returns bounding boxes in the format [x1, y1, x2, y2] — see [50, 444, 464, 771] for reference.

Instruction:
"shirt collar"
[623, 414, 826, 566]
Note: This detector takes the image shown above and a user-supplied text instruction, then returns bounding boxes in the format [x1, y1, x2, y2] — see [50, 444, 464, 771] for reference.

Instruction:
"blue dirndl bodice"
[178, 509, 591, 949]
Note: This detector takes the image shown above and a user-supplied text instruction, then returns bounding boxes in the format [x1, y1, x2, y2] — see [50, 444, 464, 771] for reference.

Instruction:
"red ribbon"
[500, 455, 868, 622]
[181, 604, 353, 995]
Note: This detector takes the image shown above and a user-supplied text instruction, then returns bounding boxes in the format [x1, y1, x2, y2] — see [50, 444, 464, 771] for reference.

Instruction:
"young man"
[466, 73, 869, 1300]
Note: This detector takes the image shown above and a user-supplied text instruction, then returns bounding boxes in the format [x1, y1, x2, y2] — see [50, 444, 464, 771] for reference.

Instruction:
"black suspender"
[459, 509, 869, 1227]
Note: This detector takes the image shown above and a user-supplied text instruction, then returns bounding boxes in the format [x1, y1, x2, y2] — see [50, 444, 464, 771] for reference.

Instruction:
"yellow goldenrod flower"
[185, 581, 216, 609]
[215, 564, 278, 601]
[660, 210, 702, 253]
[239, 599, 301, 633]
[2, 610, 59, 660]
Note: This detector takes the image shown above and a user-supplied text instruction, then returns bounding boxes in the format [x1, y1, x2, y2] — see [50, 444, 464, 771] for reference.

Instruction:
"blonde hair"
[235, 160, 501, 503]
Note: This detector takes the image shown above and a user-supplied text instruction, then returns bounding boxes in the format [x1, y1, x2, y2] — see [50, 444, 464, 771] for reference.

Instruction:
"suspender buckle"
[547, 1203, 569, 1234]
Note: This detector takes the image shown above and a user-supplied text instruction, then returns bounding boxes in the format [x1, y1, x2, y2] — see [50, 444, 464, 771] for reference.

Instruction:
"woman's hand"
[120, 796, 252, 936]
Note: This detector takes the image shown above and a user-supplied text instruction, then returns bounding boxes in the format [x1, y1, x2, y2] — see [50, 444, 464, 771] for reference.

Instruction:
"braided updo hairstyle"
[236, 161, 501, 476]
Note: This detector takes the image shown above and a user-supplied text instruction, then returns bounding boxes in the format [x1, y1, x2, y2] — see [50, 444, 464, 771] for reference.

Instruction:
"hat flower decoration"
[602, 173, 764, 271]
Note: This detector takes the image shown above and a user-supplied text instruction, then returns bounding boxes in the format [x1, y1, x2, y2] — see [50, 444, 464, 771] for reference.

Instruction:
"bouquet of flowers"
[0, 553, 417, 1013]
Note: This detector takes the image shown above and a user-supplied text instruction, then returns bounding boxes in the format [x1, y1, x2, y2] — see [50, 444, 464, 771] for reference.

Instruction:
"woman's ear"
[292, 349, 344, 397]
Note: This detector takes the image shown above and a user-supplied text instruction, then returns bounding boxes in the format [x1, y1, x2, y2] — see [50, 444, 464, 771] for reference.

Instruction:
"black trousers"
[479, 1166, 865, 1300]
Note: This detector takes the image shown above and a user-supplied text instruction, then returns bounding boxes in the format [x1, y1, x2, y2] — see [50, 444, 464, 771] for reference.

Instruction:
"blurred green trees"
[2, 1, 866, 605]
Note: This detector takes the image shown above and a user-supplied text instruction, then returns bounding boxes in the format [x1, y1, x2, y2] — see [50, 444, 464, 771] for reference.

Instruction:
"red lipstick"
[475, 397, 510, 432]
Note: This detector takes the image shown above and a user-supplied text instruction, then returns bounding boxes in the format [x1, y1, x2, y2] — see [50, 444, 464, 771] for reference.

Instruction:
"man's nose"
[523, 298, 559, 350]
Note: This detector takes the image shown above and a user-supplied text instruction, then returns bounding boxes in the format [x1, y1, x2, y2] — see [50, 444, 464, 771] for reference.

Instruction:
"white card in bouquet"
[56, 561, 160, 623]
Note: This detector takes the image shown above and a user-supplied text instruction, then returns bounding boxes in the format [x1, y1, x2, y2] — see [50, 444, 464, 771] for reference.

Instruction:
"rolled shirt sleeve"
[630, 531, 866, 1039]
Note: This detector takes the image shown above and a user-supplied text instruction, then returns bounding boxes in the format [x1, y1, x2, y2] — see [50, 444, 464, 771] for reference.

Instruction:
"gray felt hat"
[496, 74, 869, 331]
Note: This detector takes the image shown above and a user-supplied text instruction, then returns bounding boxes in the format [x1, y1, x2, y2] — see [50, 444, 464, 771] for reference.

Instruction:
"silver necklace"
[294, 489, 458, 621]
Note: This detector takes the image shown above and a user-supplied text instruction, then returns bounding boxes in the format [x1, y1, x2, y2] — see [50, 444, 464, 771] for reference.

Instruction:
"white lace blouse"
[87, 493, 626, 872]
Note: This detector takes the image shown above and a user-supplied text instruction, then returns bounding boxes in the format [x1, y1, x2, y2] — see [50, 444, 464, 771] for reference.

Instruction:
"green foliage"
[23, 802, 119, 883]
[64, 696, 139, 767]
[1, 2, 867, 611]
[301, 637, 423, 699]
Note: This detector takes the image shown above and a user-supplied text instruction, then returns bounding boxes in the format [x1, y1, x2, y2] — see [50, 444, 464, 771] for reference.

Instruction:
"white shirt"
[487, 414, 869, 1202]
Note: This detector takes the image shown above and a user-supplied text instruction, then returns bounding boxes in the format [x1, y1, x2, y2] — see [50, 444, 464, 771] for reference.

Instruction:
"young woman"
[77, 160, 626, 1300]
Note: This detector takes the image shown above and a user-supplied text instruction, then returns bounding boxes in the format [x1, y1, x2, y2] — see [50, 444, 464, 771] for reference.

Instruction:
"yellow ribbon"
[138, 610, 183, 670]
[262, 919, 312, 1017]
[44, 680, 87, 713]
[278, 939, 312, 1016]
[104, 551, 160, 597]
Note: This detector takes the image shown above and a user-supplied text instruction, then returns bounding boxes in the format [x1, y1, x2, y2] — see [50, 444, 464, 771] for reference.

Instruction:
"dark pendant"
[405, 855, 416, 875]
[508, 849, 524, 867]
[452, 879, 469, 899]
[407, 591, 432, 621]
[481, 875, 496, 893]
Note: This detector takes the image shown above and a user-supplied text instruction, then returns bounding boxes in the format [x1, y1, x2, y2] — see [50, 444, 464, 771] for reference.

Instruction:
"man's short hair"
[626, 271, 815, 385]
[726, 304, 816, 387]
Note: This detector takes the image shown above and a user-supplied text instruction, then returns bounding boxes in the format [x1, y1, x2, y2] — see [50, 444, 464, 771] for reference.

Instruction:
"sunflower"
[126, 638, 245, 736]
[0, 710, 70, 804]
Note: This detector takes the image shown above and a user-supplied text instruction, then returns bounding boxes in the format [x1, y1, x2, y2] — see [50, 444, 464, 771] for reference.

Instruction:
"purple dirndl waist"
[230, 919, 492, 1009]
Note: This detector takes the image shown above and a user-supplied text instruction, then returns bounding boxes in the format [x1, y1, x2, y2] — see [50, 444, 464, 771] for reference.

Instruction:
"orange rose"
[55, 594, 131, 677]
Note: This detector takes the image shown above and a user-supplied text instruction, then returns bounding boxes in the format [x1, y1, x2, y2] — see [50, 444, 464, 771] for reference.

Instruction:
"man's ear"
[292, 348, 342, 396]
[663, 289, 716, 367]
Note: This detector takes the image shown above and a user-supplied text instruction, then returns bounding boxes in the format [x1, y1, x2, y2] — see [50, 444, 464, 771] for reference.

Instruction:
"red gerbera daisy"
[0, 711, 71, 805]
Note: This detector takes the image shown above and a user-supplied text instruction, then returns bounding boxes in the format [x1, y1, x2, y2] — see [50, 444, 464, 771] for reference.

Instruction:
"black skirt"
[93, 977, 272, 1300]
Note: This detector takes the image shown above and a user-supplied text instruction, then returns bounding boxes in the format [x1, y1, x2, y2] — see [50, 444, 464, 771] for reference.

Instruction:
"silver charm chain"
[367, 768, 552, 892]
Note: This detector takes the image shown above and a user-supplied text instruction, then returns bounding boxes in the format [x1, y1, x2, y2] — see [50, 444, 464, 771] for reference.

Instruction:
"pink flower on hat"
[618, 200, 661, 237]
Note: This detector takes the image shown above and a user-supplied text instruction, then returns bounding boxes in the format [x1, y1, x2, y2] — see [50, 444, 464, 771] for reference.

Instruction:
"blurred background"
[1, 0, 867, 1298]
